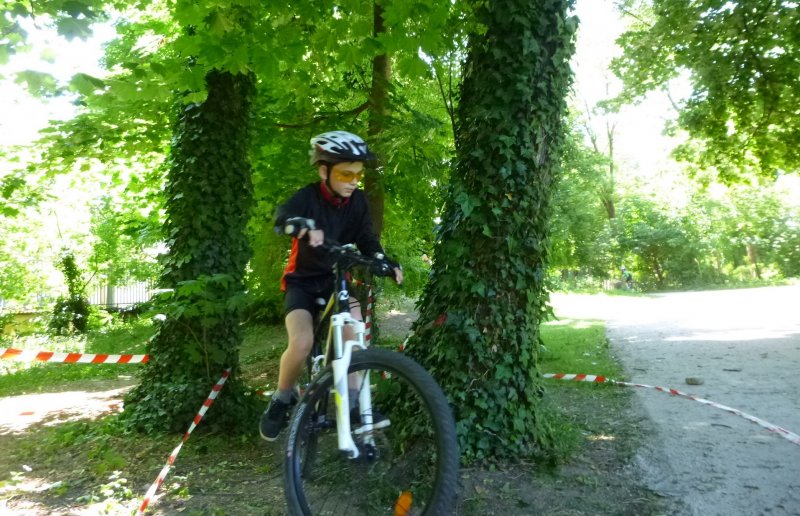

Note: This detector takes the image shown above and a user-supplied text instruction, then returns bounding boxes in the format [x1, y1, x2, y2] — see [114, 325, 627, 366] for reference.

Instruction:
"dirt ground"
[0, 297, 671, 515]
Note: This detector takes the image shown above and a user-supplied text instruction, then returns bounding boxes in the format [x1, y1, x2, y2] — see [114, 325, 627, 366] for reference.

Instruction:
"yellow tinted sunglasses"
[332, 169, 364, 183]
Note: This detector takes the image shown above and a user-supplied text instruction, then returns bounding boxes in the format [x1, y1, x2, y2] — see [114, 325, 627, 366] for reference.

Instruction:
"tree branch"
[617, 5, 652, 27]
[273, 101, 370, 129]
[434, 59, 457, 138]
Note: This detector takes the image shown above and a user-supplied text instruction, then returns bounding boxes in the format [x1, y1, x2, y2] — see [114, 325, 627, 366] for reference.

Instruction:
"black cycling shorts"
[283, 275, 361, 318]
[284, 275, 334, 317]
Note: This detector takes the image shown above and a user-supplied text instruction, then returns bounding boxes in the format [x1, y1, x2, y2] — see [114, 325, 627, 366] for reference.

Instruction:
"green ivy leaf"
[456, 191, 480, 218]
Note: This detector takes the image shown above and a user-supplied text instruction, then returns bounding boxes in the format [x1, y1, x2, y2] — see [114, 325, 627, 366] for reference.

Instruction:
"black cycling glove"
[371, 253, 401, 278]
[277, 217, 316, 237]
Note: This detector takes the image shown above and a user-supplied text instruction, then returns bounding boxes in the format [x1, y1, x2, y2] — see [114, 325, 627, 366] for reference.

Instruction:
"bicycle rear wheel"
[284, 348, 458, 515]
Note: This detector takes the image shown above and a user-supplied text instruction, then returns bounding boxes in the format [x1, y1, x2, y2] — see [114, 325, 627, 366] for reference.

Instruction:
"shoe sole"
[259, 428, 281, 442]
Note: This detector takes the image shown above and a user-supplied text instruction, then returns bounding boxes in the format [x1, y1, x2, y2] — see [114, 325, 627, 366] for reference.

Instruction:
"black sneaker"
[350, 406, 391, 434]
[259, 397, 296, 441]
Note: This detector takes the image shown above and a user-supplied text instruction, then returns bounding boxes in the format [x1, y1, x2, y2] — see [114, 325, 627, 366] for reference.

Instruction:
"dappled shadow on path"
[0, 384, 133, 435]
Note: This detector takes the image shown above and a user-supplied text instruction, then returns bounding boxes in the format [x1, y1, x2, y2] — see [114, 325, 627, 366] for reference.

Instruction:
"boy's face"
[320, 161, 364, 198]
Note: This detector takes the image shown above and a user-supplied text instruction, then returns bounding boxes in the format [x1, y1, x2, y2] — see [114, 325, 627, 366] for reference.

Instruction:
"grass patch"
[0, 414, 271, 514]
[0, 319, 155, 397]
[539, 318, 620, 380]
[239, 323, 286, 393]
[533, 318, 632, 465]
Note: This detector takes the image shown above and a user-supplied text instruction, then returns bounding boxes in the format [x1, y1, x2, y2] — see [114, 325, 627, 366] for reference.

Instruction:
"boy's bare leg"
[279, 302, 365, 404]
[278, 309, 314, 392]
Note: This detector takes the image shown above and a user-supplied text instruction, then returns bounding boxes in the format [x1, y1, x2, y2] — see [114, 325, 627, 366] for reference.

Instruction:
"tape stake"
[0, 348, 149, 364]
[543, 372, 800, 448]
[137, 368, 231, 514]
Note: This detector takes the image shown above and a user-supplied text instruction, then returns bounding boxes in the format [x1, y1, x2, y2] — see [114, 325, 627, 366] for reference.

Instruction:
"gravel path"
[552, 285, 800, 516]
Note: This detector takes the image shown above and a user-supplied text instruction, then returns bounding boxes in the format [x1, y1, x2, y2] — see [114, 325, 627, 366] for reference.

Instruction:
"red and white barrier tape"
[365, 289, 373, 342]
[1, 348, 148, 364]
[543, 373, 800, 447]
[137, 369, 231, 515]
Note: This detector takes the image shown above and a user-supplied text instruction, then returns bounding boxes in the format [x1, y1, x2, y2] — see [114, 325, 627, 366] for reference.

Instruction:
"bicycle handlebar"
[321, 241, 400, 281]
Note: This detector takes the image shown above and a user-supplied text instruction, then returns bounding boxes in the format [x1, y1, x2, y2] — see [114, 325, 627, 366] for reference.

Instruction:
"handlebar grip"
[281, 217, 316, 237]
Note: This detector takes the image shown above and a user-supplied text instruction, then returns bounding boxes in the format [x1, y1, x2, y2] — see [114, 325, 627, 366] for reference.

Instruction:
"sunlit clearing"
[0, 387, 132, 435]
[545, 319, 597, 329]
[0, 474, 63, 496]
[546, 318, 576, 326]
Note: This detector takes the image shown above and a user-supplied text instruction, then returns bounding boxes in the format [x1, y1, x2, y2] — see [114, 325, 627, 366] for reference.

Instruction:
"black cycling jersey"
[274, 182, 384, 289]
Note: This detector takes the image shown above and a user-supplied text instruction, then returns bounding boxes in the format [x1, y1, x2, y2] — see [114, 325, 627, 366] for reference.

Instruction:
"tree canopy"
[612, 0, 799, 177]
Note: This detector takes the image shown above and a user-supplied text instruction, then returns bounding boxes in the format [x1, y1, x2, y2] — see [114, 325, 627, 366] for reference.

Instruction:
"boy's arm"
[274, 188, 315, 235]
[274, 187, 325, 246]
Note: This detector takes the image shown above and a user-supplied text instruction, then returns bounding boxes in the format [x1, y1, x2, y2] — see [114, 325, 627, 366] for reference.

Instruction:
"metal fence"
[88, 280, 157, 309]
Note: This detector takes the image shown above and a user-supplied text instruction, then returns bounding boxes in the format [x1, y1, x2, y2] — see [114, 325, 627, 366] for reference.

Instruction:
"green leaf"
[14, 70, 60, 96]
[69, 73, 106, 96]
[206, 10, 234, 36]
[39, 47, 57, 63]
[470, 282, 486, 297]
[226, 45, 250, 75]
[395, 55, 431, 79]
[56, 17, 94, 41]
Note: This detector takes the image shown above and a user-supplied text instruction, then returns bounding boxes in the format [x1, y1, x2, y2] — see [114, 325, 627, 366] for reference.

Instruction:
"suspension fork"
[330, 313, 371, 459]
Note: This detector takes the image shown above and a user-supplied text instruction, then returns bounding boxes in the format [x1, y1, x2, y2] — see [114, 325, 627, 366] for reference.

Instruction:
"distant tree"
[550, 119, 614, 278]
[613, 0, 799, 176]
[613, 196, 701, 289]
[726, 183, 792, 280]
[49, 249, 91, 334]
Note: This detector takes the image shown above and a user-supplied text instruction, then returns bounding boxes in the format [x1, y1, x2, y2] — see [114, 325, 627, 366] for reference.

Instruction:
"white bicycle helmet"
[309, 130, 375, 165]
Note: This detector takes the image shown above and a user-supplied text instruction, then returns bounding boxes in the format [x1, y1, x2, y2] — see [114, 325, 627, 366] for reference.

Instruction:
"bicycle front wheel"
[284, 348, 458, 515]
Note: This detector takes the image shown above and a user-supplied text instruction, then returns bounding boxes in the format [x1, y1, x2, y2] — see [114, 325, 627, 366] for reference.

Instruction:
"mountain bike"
[283, 243, 459, 515]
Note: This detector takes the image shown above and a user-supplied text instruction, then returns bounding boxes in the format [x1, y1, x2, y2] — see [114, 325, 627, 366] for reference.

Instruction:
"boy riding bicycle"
[260, 130, 403, 441]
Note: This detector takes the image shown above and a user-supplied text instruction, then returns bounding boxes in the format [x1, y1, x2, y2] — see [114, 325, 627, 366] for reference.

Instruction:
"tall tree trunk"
[604, 118, 616, 218]
[365, 1, 391, 238]
[746, 243, 761, 279]
[124, 71, 259, 432]
[407, 0, 576, 460]
[582, 93, 617, 219]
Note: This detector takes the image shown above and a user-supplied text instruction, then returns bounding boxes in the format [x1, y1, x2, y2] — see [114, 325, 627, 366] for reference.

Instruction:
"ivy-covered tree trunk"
[407, 0, 576, 461]
[124, 70, 259, 432]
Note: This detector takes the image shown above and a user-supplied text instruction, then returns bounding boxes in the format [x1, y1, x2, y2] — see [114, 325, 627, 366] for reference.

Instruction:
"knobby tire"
[284, 348, 458, 515]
